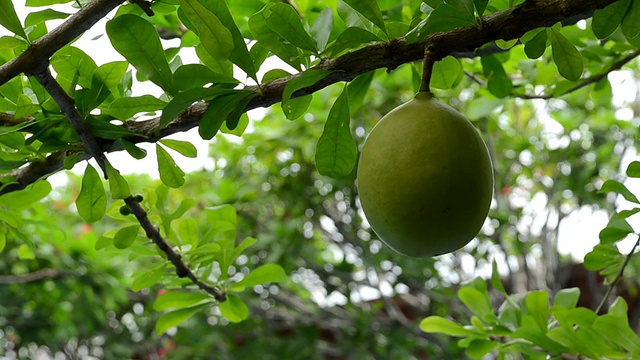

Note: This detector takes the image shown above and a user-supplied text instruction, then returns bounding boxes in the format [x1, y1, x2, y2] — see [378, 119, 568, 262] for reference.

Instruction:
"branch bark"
[0, 0, 621, 196]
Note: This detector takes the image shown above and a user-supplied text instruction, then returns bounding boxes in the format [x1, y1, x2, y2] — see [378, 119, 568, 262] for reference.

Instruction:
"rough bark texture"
[0, 0, 621, 195]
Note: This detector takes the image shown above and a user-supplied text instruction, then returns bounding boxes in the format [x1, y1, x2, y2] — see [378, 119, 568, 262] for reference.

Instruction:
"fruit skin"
[357, 92, 494, 257]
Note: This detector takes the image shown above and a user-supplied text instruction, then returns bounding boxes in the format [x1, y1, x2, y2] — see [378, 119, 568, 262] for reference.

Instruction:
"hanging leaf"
[179, 0, 233, 62]
[431, 56, 462, 90]
[76, 164, 107, 223]
[591, 0, 631, 39]
[621, 0, 640, 39]
[315, 86, 357, 178]
[106, 163, 130, 200]
[159, 139, 197, 158]
[156, 144, 186, 188]
[106, 15, 175, 94]
[550, 28, 583, 81]
[160, 86, 234, 129]
[0, 0, 28, 40]
[155, 303, 209, 334]
[282, 69, 336, 118]
[598, 179, 639, 204]
[523, 29, 548, 59]
[219, 293, 249, 323]
[248, 6, 303, 71]
[113, 225, 140, 249]
[311, 7, 333, 53]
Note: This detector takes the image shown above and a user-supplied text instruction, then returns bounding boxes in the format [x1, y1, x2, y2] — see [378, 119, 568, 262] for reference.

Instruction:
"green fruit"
[133, 194, 144, 203]
[119, 205, 132, 216]
[357, 92, 494, 257]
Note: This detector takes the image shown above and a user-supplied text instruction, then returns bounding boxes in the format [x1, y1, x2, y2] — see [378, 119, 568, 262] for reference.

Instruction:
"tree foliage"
[0, 0, 640, 358]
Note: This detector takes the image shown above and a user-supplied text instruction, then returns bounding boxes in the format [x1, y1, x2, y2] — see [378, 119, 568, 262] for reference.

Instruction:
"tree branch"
[124, 197, 226, 301]
[0, 268, 71, 284]
[0, 0, 125, 86]
[0, 0, 621, 196]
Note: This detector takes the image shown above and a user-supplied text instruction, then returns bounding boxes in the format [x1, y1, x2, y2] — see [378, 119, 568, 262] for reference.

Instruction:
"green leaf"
[0, 209, 22, 228]
[220, 113, 249, 136]
[113, 225, 140, 249]
[420, 316, 476, 336]
[106, 163, 131, 200]
[0, 226, 6, 255]
[154, 291, 212, 311]
[491, 259, 506, 294]
[546, 327, 599, 359]
[107, 15, 174, 93]
[330, 27, 382, 56]
[481, 55, 512, 98]
[219, 293, 249, 323]
[523, 290, 549, 332]
[512, 315, 568, 353]
[550, 28, 583, 81]
[155, 303, 209, 334]
[609, 296, 629, 318]
[198, 90, 255, 140]
[592, 0, 630, 39]
[14, 95, 40, 120]
[179, 0, 233, 62]
[230, 264, 287, 292]
[315, 86, 357, 178]
[347, 70, 374, 113]
[175, 218, 199, 247]
[343, 0, 387, 37]
[156, 144, 186, 188]
[523, 29, 548, 59]
[406, 2, 477, 42]
[86, 116, 144, 140]
[552, 287, 580, 309]
[0, 180, 51, 211]
[282, 95, 313, 120]
[131, 263, 167, 291]
[108, 95, 168, 120]
[265, 4, 318, 53]
[599, 213, 634, 244]
[431, 56, 462, 90]
[465, 339, 499, 359]
[173, 64, 238, 91]
[76, 165, 107, 223]
[626, 161, 640, 178]
[50, 46, 97, 89]
[248, 7, 303, 70]
[26, 0, 73, 5]
[282, 70, 335, 117]
[458, 286, 493, 321]
[0, 0, 27, 40]
[584, 244, 624, 271]
[122, 140, 148, 159]
[621, 0, 640, 39]
[159, 139, 197, 158]
[160, 86, 233, 129]
[593, 314, 640, 354]
[18, 244, 35, 260]
[598, 179, 639, 204]
[473, 0, 489, 16]
[311, 7, 333, 53]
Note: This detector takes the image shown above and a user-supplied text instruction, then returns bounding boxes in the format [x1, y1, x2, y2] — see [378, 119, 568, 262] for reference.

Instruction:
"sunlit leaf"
[113, 225, 140, 249]
[218, 293, 248, 323]
[155, 303, 209, 334]
[154, 291, 212, 311]
[550, 28, 583, 81]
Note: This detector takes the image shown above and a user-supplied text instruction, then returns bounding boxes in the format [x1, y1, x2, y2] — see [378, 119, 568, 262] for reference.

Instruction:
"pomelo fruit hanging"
[357, 91, 494, 257]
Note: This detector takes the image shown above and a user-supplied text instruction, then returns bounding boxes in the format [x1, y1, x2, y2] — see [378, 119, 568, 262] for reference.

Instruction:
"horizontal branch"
[0, 0, 620, 196]
[0, 268, 71, 284]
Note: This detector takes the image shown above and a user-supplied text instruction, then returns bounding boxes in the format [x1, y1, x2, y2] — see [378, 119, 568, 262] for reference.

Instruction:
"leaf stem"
[594, 234, 640, 314]
[420, 46, 436, 93]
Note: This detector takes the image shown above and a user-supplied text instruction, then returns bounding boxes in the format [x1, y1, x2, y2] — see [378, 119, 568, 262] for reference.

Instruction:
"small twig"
[28, 68, 109, 177]
[0, 268, 71, 284]
[124, 196, 226, 302]
[420, 46, 437, 93]
[129, 0, 154, 16]
[595, 234, 640, 314]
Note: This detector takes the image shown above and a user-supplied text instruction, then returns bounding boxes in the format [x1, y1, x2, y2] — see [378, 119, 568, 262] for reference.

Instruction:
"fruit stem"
[420, 45, 436, 94]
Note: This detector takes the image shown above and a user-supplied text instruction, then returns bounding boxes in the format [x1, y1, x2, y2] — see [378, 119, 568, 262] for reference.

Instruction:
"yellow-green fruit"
[357, 92, 494, 257]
